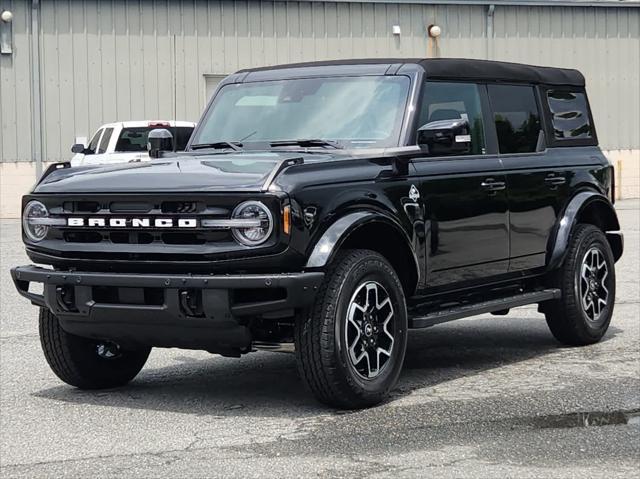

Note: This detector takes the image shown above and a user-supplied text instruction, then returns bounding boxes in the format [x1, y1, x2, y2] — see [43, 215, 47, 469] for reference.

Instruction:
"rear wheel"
[295, 249, 408, 409]
[545, 224, 616, 345]
[39, 308, 151, 389]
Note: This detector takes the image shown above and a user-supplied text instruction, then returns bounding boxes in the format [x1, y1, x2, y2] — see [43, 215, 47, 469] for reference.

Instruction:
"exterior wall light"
[428, 24, 442, 38]
[0, 10, 13, 55]
[392, 25, 401, 36]
[1, 10, 13, 23]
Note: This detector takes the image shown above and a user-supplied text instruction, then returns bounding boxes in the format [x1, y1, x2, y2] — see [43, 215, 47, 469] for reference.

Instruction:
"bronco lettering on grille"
[66, 218, 198, 228]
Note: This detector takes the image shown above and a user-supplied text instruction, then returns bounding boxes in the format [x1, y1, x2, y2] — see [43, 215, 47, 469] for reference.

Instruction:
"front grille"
[52, 199, 232, 245]
[36, 195, 280, 251]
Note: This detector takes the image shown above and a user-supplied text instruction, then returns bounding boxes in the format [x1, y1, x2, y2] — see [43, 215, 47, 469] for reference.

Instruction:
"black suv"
[11, 58, 623, 409]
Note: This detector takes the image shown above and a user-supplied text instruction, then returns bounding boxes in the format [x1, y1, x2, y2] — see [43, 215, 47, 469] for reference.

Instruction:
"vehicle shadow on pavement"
[32, 314, 620, 415]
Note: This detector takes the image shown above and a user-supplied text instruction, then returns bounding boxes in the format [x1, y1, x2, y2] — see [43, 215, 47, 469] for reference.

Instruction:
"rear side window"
[98, 128, 113, 153]
[488, 85, 541, 154]
[546, 90, 593, 141]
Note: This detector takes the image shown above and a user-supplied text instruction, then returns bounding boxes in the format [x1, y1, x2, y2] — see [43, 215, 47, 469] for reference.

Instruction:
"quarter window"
[418, 82, 486, 156]
[546, 90, 593, 140]
[98, 128, 113, 154]
[488, 85, 542, 154]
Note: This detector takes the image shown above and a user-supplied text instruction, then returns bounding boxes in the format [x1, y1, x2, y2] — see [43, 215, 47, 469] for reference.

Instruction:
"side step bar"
[410, 289, 561, 329]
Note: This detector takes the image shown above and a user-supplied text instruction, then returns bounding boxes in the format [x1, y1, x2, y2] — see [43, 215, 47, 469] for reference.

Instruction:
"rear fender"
[547, 191, 623, 270]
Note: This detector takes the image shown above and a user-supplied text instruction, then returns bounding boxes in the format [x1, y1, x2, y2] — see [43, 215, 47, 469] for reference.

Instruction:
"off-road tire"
[545, 224, 616, 346]
[295, 249, 408, 409]
[39, 308, 151, 389]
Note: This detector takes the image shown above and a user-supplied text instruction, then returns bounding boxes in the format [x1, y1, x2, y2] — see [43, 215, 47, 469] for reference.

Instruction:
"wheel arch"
[306, 211, 420, 296]
[547, 190, 623, 270]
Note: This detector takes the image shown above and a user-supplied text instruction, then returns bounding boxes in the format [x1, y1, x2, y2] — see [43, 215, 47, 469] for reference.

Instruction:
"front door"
[412, 81, 509, 287]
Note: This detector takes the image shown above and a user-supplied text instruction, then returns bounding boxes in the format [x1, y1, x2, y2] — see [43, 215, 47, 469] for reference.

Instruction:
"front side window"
[86, 129, 103, 155]
[488, 85, 541, 154]
[98, 128, 113, 154]
[546, 90, 593, 141]
[417, 81, 486, 156]
[192, 76, 411, 149]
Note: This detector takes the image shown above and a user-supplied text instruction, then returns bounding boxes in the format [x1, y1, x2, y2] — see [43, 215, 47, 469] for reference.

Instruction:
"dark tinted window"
[546, 90, 593, 140]
[173, 127, 194, 150]
[115, 127, 194, 152]
[488, 85, 541, 154]
[418, 82, 486, 155]
[98, 128, 113, 153]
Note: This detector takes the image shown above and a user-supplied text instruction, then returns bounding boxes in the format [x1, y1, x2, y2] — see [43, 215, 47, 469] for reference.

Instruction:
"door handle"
[544, 175, 566, 188]
[481, 178, 506, 191]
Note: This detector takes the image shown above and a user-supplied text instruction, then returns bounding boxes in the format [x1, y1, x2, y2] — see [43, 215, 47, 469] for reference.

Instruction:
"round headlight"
[23, 200, 50, 242]
[231, 201, 273, 246]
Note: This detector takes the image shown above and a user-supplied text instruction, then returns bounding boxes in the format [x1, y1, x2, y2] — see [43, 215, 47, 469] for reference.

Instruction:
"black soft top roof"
[238, 58, 585, 87]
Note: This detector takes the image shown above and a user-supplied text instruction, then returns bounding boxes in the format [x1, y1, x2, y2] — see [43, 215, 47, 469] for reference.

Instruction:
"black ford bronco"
[11, 58, 623, 409]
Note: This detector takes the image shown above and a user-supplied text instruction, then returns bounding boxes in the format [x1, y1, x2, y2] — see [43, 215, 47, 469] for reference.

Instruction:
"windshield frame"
[188, 68, 423, 153]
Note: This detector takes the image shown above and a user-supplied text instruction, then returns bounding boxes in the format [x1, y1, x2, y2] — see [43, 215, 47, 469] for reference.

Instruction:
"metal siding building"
[1, 0, 639, 216]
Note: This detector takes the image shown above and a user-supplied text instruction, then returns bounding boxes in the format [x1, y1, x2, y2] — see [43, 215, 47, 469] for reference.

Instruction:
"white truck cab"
[70, 121, 196, 167]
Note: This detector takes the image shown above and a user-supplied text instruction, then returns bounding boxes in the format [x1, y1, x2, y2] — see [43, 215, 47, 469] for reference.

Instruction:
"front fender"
[547, 191, 622, 270]
[305, 211, 420, 281]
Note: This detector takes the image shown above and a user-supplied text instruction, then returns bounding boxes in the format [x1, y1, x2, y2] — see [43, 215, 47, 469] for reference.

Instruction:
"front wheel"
[545, 224, 616, 346]
[295, 249, 408, 409]
[39, 308, 151, 389]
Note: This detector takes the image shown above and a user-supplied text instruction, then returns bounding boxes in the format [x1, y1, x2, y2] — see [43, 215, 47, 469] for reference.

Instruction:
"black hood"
[34, 151, 342, 194]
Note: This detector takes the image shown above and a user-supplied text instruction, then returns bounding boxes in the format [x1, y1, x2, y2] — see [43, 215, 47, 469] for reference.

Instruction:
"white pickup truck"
[70, 121, 196, 167]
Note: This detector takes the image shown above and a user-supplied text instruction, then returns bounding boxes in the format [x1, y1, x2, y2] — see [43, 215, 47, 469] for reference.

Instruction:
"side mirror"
[417, 118, 471, 156]
[147, 128, 174, 159]
[71, 143, 86, 154]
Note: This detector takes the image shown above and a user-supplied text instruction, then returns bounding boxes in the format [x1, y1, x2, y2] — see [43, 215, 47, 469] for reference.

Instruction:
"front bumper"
[11, 265, 323, 353]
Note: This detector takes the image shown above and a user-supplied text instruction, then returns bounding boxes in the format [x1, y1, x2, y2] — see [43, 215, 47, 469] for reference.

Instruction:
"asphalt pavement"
[1, 200, 638, 478]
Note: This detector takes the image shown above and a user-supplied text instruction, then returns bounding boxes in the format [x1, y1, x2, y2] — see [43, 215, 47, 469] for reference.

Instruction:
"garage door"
[205, 75, 226, 103]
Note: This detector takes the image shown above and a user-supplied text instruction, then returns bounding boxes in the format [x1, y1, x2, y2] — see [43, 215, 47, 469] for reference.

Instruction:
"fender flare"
[305, 211, 420, 283]
[547, 190, 622, 270]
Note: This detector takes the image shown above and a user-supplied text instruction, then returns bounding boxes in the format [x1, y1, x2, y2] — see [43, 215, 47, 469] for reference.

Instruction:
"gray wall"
[0, 0, 638, 165]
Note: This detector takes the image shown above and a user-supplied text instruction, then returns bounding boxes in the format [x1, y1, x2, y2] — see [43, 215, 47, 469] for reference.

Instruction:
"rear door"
[487, 84, 572, 271]
[411, 81, 510, 287]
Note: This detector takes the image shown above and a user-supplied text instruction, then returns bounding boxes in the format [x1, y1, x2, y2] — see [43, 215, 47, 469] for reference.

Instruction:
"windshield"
[115, 127, 194, 152]
[191, 76, 411, 149]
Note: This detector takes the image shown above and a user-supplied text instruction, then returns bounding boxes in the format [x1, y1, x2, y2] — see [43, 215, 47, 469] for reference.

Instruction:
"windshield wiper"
[270, 139, 344, 149]
[190, 141, 243, 151]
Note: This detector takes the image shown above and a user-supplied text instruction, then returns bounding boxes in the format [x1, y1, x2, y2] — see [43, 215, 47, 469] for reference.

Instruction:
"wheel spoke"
[365, 283, 377, 311]
[348, 302, 366, 330]
[581, 290, 591, 311]
[350, 347, 367, 367]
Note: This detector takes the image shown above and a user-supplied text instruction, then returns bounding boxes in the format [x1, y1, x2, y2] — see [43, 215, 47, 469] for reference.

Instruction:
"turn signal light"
[283, 205, 291, 235]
